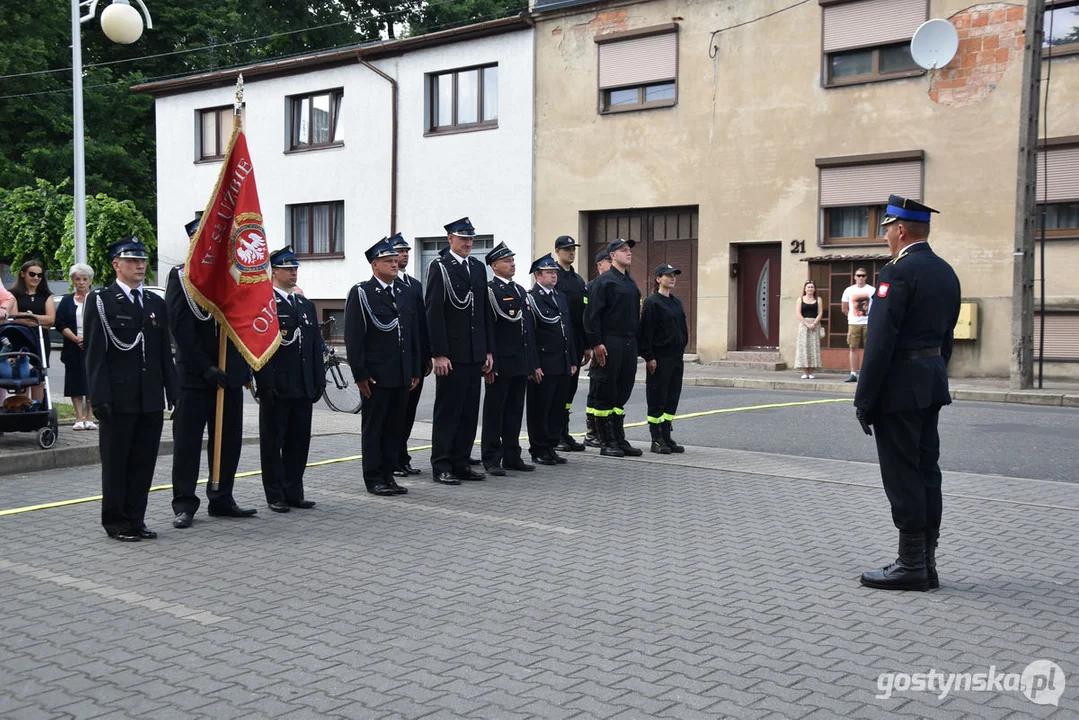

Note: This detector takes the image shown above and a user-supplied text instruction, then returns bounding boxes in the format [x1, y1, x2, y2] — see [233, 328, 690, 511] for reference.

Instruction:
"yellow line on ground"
[0, 400, 846, 517]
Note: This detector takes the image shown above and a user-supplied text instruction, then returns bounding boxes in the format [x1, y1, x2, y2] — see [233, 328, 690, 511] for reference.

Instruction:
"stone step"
[709, 359, 788, 371]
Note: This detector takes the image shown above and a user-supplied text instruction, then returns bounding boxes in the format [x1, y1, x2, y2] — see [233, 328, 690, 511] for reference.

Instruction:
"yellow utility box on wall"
[954, 302, 978, 340]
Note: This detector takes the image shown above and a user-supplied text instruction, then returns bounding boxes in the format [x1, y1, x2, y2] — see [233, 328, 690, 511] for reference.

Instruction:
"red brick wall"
[930, 3, 1026, 107]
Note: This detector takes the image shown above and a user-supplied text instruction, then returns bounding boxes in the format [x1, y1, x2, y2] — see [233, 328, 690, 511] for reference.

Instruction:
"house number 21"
[790, 239, 806, 254]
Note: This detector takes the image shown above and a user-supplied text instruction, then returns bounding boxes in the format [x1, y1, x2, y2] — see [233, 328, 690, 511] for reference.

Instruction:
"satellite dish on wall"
[910, 19, 960, 70]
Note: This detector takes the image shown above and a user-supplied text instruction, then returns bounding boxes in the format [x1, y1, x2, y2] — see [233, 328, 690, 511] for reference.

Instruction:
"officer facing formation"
[168, 216, 257, 529]
[526, 253, 578, 466]
[639, 264, 688, 454]
[345, 239, 421, 496]
[254, 247, 325, 513]
[480, 242, 537, 476]
[583, 248, 612, 448]
[390, 232, 431, 478]
[583, 238, 642, 458]
[553, 235, 588, 453]
[425, 217, 494, 485]
[85, 237, 178, 541]
[854, 195, 961, 592]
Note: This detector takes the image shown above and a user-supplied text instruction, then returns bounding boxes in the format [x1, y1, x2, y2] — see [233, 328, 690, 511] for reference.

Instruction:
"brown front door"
[737, 243, 781, 349]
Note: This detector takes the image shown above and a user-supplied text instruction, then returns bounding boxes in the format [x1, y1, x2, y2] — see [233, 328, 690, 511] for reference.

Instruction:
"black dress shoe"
[207, 503, 258, 518]
[269, 502, 291, 513]
[485, 465, 507, 477]
[456, 468, 486, 481]
[368, 484, 398, 496]
[532, 454, 557, 466]
[469, 457, 482, 466]
[433, 472, 461, 485]
[504, 460, 535, 472]
[550, 451, 567, 465]
[109, 530, 141, 542]
[136, 526, 158, 539]
[393, 463, 423, 476]
[289, 500, 316, 509]
[386, 479, 409, 495]
[557, 435, 586, 452]
[172, 512, 194, 529]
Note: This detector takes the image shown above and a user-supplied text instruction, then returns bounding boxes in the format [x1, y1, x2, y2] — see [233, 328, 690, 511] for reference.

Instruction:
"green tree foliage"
[0, 179, 73, 273]
[57, 194, 157, 285]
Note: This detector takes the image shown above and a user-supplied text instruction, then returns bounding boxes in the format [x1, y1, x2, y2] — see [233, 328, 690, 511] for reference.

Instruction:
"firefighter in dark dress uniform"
[480, 242, 538, 476]
[583, 249, 612, 448]
[425, 217, 494, 485]
[639, 264, 689, 455]
[346, 239, 421, 496]
[85, 236, 178, 541]
[390, 232, 431, 478]
[553, 236, 589, 452]
[254, 247, 325, 512]
[526, 254, 578, 466]
[583, 238, 642, 458]
[169, 216, 257, 529]
[855, 195, 961, 592]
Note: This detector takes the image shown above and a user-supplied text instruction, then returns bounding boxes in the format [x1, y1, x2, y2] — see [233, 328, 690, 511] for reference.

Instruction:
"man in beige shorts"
[841, 268, 875, 382]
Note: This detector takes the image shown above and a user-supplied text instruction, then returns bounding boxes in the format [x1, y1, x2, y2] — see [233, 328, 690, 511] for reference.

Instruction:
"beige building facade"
[530, 0, 1079, 379]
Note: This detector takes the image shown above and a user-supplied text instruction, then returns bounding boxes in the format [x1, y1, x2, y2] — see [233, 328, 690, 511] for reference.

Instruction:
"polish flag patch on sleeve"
[877, 283, 890, 298]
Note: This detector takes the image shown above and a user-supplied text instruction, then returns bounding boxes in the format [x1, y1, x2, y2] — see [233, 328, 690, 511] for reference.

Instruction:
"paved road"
[1, 388, 1076, 718]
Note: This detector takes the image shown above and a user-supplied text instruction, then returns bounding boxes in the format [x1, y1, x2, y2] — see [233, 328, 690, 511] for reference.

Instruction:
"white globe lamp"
[100, 1, 145, 44]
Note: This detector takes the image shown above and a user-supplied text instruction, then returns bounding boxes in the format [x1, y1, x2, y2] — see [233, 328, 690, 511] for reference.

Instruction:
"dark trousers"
[100, 411, 163, 535]
[873, 407, 943, 534]
[645, 353, 684, 422]
[431, 362, 481, 475]
[561, 367, 581, 436]
[590, 336, 637, 413]
[171, 386, 244, 515]
[399, 375, 424, 468]
[362, 384, 409, 487]
[481, 374, 527, 468]
[258, 397, 313, 505]
[527, 373, 570, 456]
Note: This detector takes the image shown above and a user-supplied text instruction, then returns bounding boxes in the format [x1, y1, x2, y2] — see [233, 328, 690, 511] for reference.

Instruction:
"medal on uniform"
[509, 309, 516, 316]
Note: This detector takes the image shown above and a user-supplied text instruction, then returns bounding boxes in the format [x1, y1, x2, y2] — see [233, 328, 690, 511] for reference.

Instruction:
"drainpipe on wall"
[359, 58, 398, 235]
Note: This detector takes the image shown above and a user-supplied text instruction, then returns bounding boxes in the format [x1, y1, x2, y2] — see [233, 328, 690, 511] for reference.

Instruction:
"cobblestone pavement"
[1, 432, 1076, 718]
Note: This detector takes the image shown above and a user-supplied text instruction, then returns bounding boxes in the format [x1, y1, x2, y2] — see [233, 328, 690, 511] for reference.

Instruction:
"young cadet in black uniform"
[345, 239, 421, 496]
[854, 195, 961, 592]
[85, 236, 178, 541]
[638, 264, 689, 455]
[480, 242, 538, 476]
[168, 217, 257, 529]
[553, 235, 588, 453]
[390, 233, 431, 478]
[425, 217, 495, 485]
[254, 247, 325, 512]
[582, 249, 612, 448]
[583, 238, 642, 458]
[526, 254, 578, 466]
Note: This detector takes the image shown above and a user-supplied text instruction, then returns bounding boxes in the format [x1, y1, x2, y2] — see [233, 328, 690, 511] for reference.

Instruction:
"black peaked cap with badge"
[444, 217, 476, 237]
[486, 242, 514, 266]
[530, 253, 559, 274]
[880, 195, 939, 226]
[365, 238, 399, 263]
[108, 236, 149, 260]
[270, 246, 300, 268]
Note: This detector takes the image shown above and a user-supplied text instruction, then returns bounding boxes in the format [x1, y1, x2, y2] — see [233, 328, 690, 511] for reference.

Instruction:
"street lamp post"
[71, 0, 152, 265]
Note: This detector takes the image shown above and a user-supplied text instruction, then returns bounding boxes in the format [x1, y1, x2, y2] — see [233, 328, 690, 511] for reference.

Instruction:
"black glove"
[202, 366, 228, 389]
[258, 387, 279, 405]
[93, 403, 113, 424]
[855, 407, 873, 436]
[312, 387, 324, 404]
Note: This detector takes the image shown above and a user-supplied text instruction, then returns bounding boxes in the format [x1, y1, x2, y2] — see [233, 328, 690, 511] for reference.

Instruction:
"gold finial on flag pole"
[234, 73, 244, 115]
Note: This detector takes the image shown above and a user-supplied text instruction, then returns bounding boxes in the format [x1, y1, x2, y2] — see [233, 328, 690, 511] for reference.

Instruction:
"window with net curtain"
[289, 201, 344, 256]
[818, 156, 923, 246]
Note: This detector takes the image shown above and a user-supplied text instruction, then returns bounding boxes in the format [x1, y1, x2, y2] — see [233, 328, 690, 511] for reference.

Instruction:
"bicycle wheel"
[323, 359, 362, 414]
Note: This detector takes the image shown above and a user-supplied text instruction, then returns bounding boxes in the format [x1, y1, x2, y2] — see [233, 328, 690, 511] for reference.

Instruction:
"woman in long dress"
[795, 280, 823, 379]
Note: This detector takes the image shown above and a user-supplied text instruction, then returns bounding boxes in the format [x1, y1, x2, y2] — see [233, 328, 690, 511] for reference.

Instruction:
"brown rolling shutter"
[598, 33, 677, 90]
[1034, 313, 1079, 360]
[819, 161, 922, 206]
[1037, 146, 1079, 203]
[822, 0, 926, 53]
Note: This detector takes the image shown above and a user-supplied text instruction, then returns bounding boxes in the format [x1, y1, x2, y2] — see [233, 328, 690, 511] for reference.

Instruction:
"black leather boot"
[649, 423, 670, 454]
[613, 414, 642, 457]
[584, 414, 601, 448]
[860, 532, 929, 591]
[925, 528, 939, 589]
[597, 416, 624, 458]
[557, 409, 585, 452]
[660, 420, 685, 453]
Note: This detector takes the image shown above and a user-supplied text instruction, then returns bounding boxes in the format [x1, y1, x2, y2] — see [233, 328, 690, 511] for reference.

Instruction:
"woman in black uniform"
[638, 264, 688, 454]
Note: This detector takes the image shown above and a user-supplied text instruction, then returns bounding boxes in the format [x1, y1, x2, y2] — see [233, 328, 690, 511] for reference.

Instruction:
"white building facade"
[137, 17, 534, 333]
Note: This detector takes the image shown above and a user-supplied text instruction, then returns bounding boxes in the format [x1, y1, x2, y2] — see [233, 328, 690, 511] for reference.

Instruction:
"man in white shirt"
[841, 268, 875, 382]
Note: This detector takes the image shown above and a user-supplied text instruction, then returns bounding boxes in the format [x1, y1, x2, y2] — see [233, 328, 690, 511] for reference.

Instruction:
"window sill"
[285, 142, 345, 155]
[424, 121, 498, 137]
[1037, 234, 1079, 241]
[295, 253, 345, 260]
[600, 99, 677, 115]
[195, 157, 224, 165]
[824, 70, 925, 89]
[1045, 44, 1079, 59]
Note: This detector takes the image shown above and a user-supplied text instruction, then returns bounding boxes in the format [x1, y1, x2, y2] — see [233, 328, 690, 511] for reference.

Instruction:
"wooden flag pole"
[211, 331, 226, 490]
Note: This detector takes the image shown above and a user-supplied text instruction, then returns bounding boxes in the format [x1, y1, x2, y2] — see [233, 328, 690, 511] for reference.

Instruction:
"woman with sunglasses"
[10, 260, 56, 402]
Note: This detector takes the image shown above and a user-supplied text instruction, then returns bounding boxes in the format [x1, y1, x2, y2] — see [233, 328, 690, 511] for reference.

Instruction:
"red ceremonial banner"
[183, 127, 280, 371]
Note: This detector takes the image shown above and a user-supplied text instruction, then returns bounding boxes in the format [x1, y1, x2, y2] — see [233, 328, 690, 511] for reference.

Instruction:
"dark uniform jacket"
[425, 253, 494, 364]
[486, 276, 537, 378]
[166, 265, 250, 389]
[528, 286, 576, 376]
[584, 266, 642, 347]
[854, 242, 961, 417]
[395, 271, 431, 366]
[556, 264, 587, 363]
[85, 282, 178, 413]
[345, 278, 421, 388]
[254, 291, 326, 401]
[638, 293, 688, 361]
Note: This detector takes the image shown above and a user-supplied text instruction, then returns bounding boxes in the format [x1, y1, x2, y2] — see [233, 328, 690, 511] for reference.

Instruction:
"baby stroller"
[0, 318, 59, 449]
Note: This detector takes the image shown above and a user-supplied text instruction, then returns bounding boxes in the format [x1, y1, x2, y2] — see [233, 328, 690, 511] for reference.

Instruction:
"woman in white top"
[54, 264, 96, 429]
